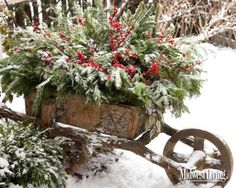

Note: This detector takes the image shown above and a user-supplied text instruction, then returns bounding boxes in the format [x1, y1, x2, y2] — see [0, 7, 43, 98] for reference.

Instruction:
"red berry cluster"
[77, 17, 84, 26]
[76, 51, 87, 64]
[40, 51, 53, 65]
[68, 51, 104, 71]
[143, 61, 160, 78]
[125, 49, 139, 59]
[113, 52, 123, 60]
[113, 61, 124, 69]
[150, 62, 160, 76]
[32, 23, 40, 33]
[109, 16, 122, 33]
[107, 73, 112, 80]
[157, 25, 175, 45]
[183, 64, 191, 72]
[182, 61, 202, 73]
[111, 51, 138, 76]
[146, 32, 151, 39]
[108, 11, 136, 51]
[125, 65, 136, 76]
[158, 32, 174, 45]
[85, 59, 102, 71]
[112, 52, 124, 68]
[143, 54, 164, 78]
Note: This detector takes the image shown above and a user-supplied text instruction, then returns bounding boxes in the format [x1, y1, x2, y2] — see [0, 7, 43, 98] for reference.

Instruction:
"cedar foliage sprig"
[0, 123, 67, 187]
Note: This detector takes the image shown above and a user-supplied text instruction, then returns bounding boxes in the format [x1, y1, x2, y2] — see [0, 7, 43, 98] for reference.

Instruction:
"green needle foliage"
[0, 123, 66, 188]
[0, 3, 203, 131]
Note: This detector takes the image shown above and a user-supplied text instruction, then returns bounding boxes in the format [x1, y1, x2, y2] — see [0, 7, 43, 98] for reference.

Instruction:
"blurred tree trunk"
[113, 0, 149, 13]
[68, 0, 75, 16]
[15, 4, 25, 27]
[41, 0, 50, 24]
[32, 0, 39, 24]
[24, 3, 32, 24]
[113, 0, 122, 7]
[82, 0, 87, 10]
[128, 0, 149, 13]
[61, 0, 67, 15]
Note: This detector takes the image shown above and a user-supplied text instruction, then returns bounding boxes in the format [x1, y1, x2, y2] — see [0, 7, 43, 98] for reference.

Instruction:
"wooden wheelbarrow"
[1, 93, 234, 187]
[51, 123, 233, 188]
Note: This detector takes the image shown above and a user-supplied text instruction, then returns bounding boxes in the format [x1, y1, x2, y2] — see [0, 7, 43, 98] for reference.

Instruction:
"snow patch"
[186, 150, 206, 168]
[0, 157, 9, 168]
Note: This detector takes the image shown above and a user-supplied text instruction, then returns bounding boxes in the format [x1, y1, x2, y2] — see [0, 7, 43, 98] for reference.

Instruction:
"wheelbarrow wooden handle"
[137, 122, 194, 147]
[51, 122, 186, 177]
[161, 122, 194, 147]
[0, 104, 188, 176]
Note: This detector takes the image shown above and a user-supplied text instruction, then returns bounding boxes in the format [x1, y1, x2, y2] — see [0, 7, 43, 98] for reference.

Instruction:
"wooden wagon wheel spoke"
[193, 136, 204, 151]
[171, 152, 189, 163]
[186, 150, 206, 169]
[204, 158, 223, 170]
[163, 129, 233, 187]
[211, 150, 222, 159]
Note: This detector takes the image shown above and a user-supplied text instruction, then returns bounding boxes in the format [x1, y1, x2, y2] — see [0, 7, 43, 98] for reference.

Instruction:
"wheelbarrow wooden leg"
[63, 139, 90, 175]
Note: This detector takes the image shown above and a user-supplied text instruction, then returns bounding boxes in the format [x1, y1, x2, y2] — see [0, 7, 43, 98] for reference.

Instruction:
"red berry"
[107, 73, 112, 80]
[77, 17, 84, 26]
[146, 32, 151, 39]
[125, 48, 130, 56]
[150, 62, 160, 76]
[130, 24, 136, 30]
[126, 65, 136, 76]
[113, 52, 123, 60]
[76, 51, 87, 64]
[169, 39, 174, 45]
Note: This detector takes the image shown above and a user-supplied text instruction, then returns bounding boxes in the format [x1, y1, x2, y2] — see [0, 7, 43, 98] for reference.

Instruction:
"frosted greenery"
[0, 3, 203, 132]
[0, 123, 66, 188]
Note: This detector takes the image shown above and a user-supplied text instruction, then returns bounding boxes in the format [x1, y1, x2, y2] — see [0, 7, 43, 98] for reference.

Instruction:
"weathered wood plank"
[25, 93, 148, 139]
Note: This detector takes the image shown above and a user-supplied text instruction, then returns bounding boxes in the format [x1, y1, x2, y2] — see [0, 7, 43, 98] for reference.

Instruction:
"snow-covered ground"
[1, 44, 236, 187]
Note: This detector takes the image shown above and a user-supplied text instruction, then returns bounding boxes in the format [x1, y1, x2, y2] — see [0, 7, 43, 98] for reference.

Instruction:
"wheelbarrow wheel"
[163, 129, 233, 187]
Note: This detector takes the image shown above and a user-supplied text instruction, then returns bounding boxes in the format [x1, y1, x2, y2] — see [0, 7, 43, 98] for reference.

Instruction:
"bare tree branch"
[158, 0, 236, 42]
